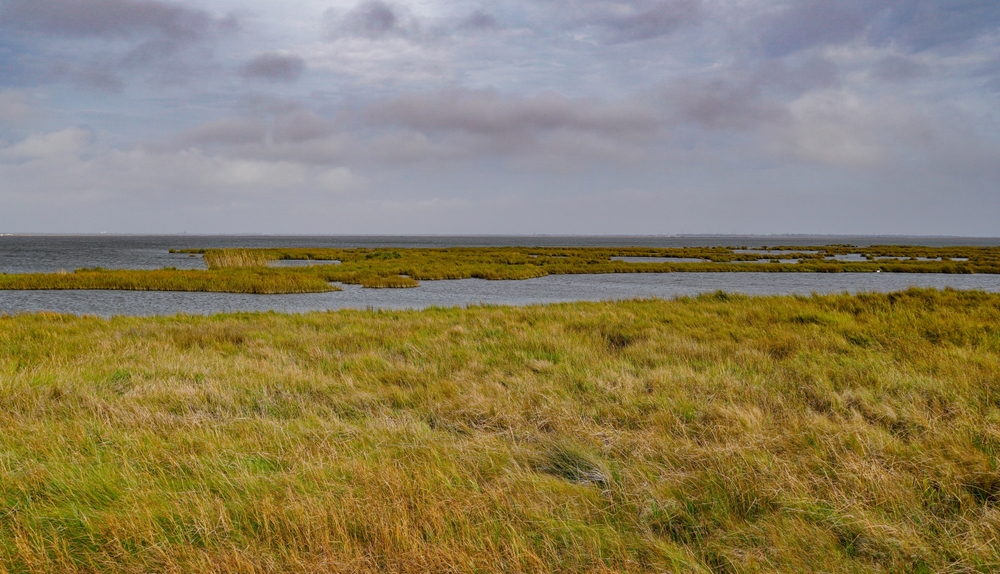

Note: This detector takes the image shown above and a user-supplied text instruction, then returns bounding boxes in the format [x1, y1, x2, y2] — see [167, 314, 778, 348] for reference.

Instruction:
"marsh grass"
[192, 245, 1000, 286]
[6, 245, 999, 294]
[2, 289, 1000, 572]
[203, 249, 273, 269]
[0, 267, 337, 294]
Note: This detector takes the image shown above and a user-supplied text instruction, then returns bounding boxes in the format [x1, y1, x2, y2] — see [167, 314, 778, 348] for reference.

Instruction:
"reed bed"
[1, 289, 1000, 572]
[203, 249, 273, 269]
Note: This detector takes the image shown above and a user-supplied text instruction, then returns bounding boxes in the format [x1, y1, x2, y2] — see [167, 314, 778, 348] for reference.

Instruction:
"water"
[611, 256, 706, 263]
[2, 235, 999, 316]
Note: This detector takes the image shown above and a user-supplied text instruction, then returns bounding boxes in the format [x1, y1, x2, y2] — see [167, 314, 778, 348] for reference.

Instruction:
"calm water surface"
[2, 235, 999, 316]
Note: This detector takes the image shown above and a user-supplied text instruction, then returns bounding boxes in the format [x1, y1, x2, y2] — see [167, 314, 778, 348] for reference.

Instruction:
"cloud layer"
[0, 0, 998, 234]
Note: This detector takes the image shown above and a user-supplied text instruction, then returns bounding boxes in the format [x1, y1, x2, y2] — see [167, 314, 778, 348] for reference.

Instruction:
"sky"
[0, 0, 998, 235]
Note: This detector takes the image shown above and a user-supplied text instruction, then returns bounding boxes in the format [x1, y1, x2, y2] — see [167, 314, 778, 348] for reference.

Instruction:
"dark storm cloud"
[240, 53, 305, 83]
[0, 0, 232, 40]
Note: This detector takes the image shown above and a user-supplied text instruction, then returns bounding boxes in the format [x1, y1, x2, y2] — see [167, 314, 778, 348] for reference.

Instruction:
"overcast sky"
[1, 0, 998, 235]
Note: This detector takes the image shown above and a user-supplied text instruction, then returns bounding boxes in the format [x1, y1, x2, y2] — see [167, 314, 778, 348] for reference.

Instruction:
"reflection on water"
[3, 272, 1000, 317]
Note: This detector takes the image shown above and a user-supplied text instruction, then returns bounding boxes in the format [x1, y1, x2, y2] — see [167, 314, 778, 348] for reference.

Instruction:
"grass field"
[2, 288, 1000, 572]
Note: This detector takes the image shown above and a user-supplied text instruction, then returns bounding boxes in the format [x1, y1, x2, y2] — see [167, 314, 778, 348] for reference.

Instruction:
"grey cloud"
[872, 55, 930, 82]
[0, 0, 231, 40]
[324, 2, 503, 43]
[240, 53, 305, 83]
[42, 60, 126, 92]
[528, 0, 701, 43]
[667, 58, 838, 129]
[0, 0, 237, 91]
[975, 57, 1000, 90]
[345, 1, 396, 38]
[750, 0, 887, 57]
[178, 117, 267, 147]
[748, 1, 1000, 57]
[240, 96, 305, 117]
[159, 90, 663, 167]
[870, 1, 1000, 52]
[572, 0, 702, 43]
[120, 39, 182, 68]
[340, 90, 663, 165]
[363, 89, 659, 136]
[670, 79, 788, 129]
[458, 10, 498, 32]
[172, 106, 336, 150]
[74, 66, 126, 92]
[0, 90, 32, 124]
[273, 110, 336, 143]
[327, 1, 418, 40]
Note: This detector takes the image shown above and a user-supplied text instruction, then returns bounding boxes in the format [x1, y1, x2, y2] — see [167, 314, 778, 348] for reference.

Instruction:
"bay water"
[2, 235, 999, 316]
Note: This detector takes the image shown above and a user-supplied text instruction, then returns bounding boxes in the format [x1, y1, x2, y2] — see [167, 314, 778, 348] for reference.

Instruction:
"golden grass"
[2, 289, 1000, 572]
[203, 249, 273, 269]
[192, 245, 1000, 285]
[0, 268, 338, 294]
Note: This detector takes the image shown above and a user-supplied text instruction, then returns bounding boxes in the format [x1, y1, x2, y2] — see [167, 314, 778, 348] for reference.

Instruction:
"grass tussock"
[203, 249, 273, 269]
[2, 288, 1000, 572]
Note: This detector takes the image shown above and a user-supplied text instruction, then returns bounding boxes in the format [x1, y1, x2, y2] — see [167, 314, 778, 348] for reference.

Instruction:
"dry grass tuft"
[203, 249, 273, 269]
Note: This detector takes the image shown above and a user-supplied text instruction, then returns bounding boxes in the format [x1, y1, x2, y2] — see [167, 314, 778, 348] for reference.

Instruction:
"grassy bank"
[0, 268, 338, 294]
[2, 289, 1000, 572]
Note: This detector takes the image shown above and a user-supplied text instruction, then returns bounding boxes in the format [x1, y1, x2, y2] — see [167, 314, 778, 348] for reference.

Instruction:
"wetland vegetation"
[0, 245, 997, 294]
[2, 288, 1000, 572]
[0, 267, 338, 294]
